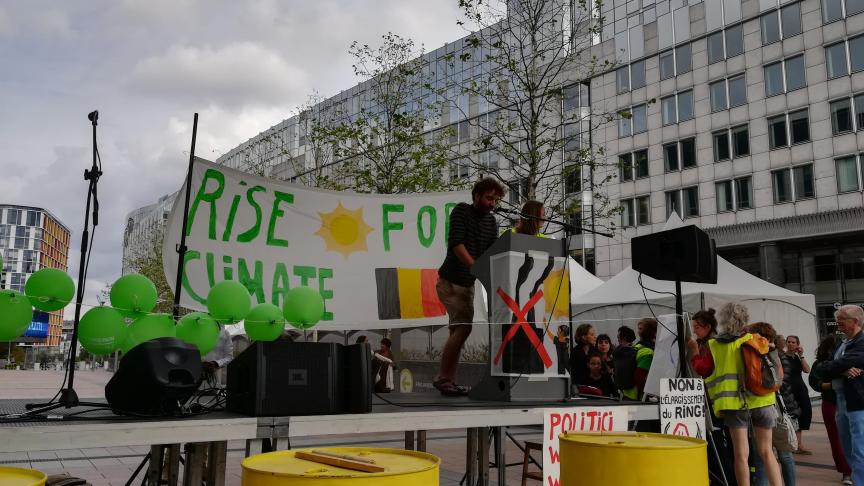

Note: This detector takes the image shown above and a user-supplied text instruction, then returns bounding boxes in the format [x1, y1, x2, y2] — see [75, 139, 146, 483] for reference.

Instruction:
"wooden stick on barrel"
[295, 451, 385, 473]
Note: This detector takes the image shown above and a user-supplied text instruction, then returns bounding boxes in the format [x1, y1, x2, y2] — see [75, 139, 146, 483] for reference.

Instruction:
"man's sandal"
[433, 378, 468, 396]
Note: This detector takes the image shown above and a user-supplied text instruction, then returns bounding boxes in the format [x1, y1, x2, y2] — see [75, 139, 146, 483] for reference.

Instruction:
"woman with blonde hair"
[695, 302, 782, 486]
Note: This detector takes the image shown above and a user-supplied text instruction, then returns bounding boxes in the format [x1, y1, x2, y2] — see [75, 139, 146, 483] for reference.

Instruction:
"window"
[824, 0, 864, 23]
[726, 25, 744, 58]
[631, 60, 646, 89]
[621, 195, 651, 227]
[620, 104, 647, 137]
[707, 31, 725, 64]
[716, 180, 734, 212]
[665, 138, 696, 171]
[660, 51, 675, 80]
[716, 176, 753, 212]
[736, 177, 753, 209]
[768, 109, 810, 148]
[707, 25, 743, 65]
[565, 165, 581, 194]
[764, 55, 805, 96]
[831, 98, 854, 134]
[662, 95, 677, 125]
[616, 66, 630, 93]
[827, 42, 849, 78]
[664, 142, 679, 171]
[617, 61, 646, 93]
[711, 75, 747, 111]
[851, 35, 864, 72]
[619, 153, 633, 181]
[836, 155, 863, 192]
[665, 187, 699, 218]
[773, 164, 815, 203]
[856, 94, 864, 129]
[662, 90, 693, 124]
[731, 125, 750, 157]
[761, 3, 801, 45]
[710, 80, 728, 112]
[619, 149, 649, 180]
[713, 130, 731, 161]
[676, 44, 692, 74]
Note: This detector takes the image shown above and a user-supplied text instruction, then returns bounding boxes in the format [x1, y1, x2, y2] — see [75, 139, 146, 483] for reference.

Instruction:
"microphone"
[87, 110, 99, 123]
[493, 207, 520, 216]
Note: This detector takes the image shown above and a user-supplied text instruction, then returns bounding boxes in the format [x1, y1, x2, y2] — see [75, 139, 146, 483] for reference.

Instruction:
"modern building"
[589, 0, 864, 335]
[214, 0, 863, 337]
[0, 205, 71, 346]
[121, 194, 175, 275]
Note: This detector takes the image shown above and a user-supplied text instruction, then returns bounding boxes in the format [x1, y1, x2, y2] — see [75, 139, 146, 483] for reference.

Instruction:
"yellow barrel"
[560, 432, 707, 486]
[0, 466, 47, 486]
[241, 447, 439, 486]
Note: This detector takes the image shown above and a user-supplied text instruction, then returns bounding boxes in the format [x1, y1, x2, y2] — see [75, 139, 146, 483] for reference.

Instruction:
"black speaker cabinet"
[227, 341, 371, 416]
[631, 225, 718, 284]
[105, 337, 202, 415]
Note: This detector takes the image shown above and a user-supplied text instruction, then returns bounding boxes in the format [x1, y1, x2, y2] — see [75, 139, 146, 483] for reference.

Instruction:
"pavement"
[0, 370, 852, 485]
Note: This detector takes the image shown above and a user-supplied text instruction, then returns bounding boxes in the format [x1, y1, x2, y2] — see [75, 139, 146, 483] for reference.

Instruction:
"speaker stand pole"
[171, 113, 199, 320]
[25, 110, 106, 413]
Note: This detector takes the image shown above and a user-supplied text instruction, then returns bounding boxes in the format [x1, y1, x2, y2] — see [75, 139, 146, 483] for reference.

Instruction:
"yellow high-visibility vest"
[509, 227, 549, 238]
[705, 334, 776, 416]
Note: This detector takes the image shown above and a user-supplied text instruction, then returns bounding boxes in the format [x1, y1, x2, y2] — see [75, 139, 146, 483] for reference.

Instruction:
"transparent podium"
[469, 232, 570, 402]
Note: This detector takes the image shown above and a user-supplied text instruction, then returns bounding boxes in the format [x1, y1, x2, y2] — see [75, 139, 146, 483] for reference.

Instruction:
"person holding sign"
[433, 178, 505, 396]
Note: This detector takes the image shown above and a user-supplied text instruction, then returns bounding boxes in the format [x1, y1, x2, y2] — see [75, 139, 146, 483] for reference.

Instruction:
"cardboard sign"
[543, 406, 628, 486]
[659, 378, 706, 438]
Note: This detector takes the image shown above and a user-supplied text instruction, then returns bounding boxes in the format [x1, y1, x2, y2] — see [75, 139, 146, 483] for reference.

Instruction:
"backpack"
[740, 333, 783, 396]
[612, 346, 637, 390]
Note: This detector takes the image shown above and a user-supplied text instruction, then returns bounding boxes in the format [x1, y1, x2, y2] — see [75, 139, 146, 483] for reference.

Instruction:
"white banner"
[162, 158, 471, 330]
[543, 406, 628, 486]
[659, 378, 706, 438]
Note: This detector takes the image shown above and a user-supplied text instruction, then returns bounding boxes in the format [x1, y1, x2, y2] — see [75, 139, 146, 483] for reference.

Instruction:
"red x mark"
[492, 288, 553, 368]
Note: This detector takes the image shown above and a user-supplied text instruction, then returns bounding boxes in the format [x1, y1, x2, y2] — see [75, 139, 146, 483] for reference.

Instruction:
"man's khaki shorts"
[436, 277, 474, 327]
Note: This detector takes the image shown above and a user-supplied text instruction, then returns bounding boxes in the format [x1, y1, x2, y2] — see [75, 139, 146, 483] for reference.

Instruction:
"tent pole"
[675, 277, 686, 378]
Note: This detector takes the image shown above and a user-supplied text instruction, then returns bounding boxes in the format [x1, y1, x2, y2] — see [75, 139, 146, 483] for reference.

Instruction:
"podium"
[469, 232, 570, 402]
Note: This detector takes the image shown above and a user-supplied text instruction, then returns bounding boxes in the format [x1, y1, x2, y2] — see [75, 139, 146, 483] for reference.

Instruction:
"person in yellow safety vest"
[509, 200, 549, 238]
[698, 302, 783, 486]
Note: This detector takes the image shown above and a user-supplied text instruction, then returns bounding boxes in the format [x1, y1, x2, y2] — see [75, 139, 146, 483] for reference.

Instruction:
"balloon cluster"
[0, 259, 326, 357]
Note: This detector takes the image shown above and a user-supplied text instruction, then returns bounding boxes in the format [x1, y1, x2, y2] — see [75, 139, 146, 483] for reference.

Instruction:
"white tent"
[572, 216, 819, 378]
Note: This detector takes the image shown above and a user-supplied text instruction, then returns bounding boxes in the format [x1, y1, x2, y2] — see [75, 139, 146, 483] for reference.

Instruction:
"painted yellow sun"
[315, 202, 374, 258]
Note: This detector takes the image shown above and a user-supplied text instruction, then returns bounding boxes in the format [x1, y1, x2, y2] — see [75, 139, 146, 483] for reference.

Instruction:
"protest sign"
[543, 406, 628, 486]
[659, 378, 706, 438]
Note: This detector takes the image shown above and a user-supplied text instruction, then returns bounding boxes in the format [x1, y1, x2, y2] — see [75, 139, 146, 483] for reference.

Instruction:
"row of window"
[824, 0, 864, 23]
[827, 35, 864, 78]
[620, 154, 864, 227]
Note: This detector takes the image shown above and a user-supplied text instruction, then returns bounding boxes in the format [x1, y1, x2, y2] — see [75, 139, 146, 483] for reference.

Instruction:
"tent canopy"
[572, 215, 819, 378]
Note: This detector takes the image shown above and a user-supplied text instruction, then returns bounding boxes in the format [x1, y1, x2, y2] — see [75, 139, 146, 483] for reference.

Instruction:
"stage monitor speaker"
[631, 225, 718, 284]
[105, 337, 202, 415]
[227, 341, 371, 416]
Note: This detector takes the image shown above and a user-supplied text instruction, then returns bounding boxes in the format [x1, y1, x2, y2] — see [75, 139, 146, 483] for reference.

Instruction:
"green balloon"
[176, 312, 220, 355]
[283, 286, 325, 329]
[0, 291, 33, 341]
[122, 313, 176, 353]
[79, 306, 125, 355]
[25, 268, 75, 312]
[207, 281, 251, 323]
[245, 303, 285, 341]
[110, 274, 158, 317]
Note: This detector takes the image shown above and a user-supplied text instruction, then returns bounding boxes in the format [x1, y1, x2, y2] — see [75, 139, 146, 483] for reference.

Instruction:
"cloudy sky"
[0, 0, 466, 311]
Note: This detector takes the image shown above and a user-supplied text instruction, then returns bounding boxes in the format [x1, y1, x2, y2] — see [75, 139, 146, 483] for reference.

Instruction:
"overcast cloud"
[0, 0, 466, 313]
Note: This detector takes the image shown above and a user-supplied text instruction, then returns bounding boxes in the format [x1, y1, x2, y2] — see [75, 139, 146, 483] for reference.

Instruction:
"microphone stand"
[25, 110, 106, 413]
[497, 208, 613, 400]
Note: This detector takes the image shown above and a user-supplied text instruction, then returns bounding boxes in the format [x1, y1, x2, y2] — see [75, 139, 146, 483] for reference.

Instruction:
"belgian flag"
[375, 268, 447, 320]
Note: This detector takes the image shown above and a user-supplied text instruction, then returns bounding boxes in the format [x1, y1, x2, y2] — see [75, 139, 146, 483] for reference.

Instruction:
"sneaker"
[841, 475, 852, 485]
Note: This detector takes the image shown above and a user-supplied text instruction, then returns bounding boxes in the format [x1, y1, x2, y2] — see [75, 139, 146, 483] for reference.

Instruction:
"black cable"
[637, 273, 678, 338]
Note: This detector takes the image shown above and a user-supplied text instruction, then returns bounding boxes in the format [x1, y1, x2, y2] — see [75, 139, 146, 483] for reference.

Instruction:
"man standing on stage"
[433, 178, 504, 396]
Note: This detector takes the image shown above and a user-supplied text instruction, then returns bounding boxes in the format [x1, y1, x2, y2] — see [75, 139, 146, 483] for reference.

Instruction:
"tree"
[452, 0, 620, 234]
[288, 93, 340, 187]
[312, 32, 462, 194]
[122, 230, 185, 315]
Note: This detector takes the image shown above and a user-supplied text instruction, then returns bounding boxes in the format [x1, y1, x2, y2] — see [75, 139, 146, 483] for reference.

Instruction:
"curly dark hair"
[472, 177, 506, 198]
[691, 308, 718, 334]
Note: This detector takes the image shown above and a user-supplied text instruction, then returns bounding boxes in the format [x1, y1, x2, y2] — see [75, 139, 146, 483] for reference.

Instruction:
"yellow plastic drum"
[0, 466, 47, 486]
[560, 432, 707, 486]
[241, 447, 440, 486]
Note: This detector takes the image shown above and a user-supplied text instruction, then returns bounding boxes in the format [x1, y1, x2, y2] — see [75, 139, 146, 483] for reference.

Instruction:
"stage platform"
[0, 393, 659, 486]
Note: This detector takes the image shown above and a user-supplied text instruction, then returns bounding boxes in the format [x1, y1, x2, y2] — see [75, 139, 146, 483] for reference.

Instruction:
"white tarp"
[572, 215, 819, 391]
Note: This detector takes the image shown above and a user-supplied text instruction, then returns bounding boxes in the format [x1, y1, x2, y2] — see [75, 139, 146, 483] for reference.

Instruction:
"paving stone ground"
[0, 370, 849, 485]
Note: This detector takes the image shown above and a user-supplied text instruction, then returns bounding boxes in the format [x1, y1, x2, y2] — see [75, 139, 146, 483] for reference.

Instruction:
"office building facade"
[121, 194, 175, 275]
[0, 205, 71, 346]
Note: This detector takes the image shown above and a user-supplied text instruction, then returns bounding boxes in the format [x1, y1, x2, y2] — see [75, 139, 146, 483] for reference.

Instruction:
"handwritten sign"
[543, 406, 628, 486]
[659, 378, 706, 438]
